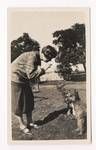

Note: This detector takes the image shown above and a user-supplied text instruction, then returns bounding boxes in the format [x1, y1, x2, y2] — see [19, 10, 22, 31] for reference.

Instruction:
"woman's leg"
[25, 84, 38, 129]
[16, 115, 26, 130]
[26, 112, 33, 125]
[11, 82, 29, 132]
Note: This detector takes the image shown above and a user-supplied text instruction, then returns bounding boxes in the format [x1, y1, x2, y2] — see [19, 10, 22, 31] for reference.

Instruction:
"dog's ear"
[74, 89, 81, 101]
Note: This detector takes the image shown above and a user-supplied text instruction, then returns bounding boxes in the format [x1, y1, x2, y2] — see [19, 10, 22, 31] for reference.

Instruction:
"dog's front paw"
[68, 114, 76, 120]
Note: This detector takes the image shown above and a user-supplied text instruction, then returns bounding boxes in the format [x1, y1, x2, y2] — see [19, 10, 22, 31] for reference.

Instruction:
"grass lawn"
[12, 81, 86, 140]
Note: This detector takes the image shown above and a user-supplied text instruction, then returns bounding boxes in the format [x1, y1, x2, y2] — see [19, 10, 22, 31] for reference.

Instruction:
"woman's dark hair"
[42, 45, 57, 59]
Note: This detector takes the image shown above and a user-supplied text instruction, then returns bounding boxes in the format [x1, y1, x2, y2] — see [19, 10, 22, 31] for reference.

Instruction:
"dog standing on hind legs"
[62, 89, 87, 136]
[61, 90, 76, 121]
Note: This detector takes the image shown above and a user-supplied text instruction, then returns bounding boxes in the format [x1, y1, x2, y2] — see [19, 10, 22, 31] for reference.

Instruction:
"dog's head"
[64, 91, 75, 104]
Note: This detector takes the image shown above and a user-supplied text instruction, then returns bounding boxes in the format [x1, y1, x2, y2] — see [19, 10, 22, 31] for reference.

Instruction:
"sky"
[8, 8, 89, 48]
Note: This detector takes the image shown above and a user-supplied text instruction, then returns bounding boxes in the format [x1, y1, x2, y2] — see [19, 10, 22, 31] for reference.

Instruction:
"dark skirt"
[11, 81, 34, 117]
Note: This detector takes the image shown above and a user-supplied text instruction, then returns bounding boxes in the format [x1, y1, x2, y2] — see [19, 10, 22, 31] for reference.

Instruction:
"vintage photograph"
[8, 8, 91, 142]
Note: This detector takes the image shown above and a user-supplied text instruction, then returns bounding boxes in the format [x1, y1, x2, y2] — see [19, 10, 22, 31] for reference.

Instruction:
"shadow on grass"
[34, 96, 48, 101]
[35, 107, 69, 125]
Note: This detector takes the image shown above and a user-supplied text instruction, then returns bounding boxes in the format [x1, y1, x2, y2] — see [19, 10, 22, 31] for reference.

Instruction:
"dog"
[64, 91, 76, 117]
[63, 89, 87, 135]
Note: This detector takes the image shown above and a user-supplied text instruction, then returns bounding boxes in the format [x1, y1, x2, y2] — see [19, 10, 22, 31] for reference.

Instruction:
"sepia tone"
[8, 8, 91, 143]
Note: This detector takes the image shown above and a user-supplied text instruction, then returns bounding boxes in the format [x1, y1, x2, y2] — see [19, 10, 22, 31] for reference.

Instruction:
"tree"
[72, 23, 86, 71]
[53, 23, 86, 80]
[11, 33, 40, 62]
[72, 23, 85, 49]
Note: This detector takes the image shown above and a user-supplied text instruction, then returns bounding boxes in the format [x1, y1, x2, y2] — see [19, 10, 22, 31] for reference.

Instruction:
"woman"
[11, 43, 57, 134]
